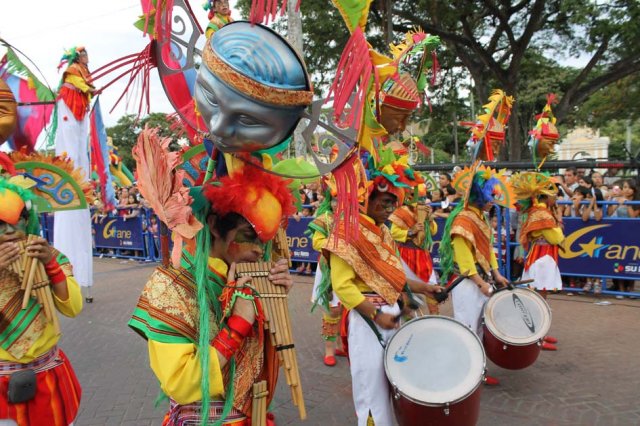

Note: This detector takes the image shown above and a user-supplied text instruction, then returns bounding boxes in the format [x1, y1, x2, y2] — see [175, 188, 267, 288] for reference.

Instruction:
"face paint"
[228, 240, 265, 263]
[0, 217, 27, 242]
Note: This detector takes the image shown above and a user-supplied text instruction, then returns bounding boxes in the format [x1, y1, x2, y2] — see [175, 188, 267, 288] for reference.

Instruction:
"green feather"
[5, 48, 55, 102]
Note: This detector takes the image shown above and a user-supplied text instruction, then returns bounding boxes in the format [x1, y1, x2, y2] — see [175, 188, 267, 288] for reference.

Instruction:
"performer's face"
[368, 192, 398, 225]
[0, 215, 27, 243]
[195, 69, 303, 153]
[380, 105, 410, 135]
[78, 50, 89, 65]
[211, 216, 266, 264]
[214, 0, 230, 15]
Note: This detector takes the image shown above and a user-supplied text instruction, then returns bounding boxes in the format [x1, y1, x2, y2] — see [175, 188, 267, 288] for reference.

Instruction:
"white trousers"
[451, 278, 489, 338]
[522, 255, 562, 291]
[348, 303, 400, 426]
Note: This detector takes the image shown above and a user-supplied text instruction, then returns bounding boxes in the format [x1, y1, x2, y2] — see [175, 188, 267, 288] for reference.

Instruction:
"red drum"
[384, 316, 485, 426]
[482, 287, 552, 370]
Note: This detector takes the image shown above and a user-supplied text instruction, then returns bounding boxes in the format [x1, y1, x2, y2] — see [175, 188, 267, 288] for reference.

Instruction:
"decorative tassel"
[331, 155, 361, 244]
[326, 27, 373, 131]
[249, 0, 299, 25]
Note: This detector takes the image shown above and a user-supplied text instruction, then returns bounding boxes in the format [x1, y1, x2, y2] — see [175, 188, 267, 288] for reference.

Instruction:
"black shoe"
[85, 297, 94, 303]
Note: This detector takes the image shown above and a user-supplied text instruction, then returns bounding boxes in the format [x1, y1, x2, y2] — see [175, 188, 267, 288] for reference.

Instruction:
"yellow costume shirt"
[452, 206, 498, 277]
[147, 258, 227, 405]
[0, 276, 83, 363]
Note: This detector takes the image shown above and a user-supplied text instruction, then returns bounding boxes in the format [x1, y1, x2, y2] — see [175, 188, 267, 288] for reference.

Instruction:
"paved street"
[60, 258, 640, 425]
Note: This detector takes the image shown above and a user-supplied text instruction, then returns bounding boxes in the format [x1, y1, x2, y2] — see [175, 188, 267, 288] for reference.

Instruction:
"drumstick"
[434, 275, 469, 303]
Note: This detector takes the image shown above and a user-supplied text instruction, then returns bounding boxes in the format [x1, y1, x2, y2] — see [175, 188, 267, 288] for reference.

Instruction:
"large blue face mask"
[195, 21, 312, 154]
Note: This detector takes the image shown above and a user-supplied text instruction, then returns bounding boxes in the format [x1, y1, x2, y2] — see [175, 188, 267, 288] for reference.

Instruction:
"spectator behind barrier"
[607, 179, 639, 219]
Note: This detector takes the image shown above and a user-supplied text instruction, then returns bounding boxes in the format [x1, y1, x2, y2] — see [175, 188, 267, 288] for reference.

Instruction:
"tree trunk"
[287, 0, 306, 158]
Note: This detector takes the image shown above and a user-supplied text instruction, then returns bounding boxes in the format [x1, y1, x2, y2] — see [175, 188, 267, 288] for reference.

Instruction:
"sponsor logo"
[393, 333, 414, 363]
[512, 294, 535, 334]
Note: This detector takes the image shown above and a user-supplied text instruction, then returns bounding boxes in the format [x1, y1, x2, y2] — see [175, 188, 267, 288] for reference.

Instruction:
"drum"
[482, 287, 552, 370]
[384, 316, 485, 426]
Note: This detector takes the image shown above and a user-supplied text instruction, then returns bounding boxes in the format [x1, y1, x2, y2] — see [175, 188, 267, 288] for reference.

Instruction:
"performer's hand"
[228, 262, 256, 324]
[424, 284, 443, 295]
[269, 258, 293, 294]
[410, 223, 425, 235]
[479, 281, 494, 297]
[26, 237, 54, 264]
[0, 242, 20, 271]
[492, 270, 510, 288]
[374, 312, 399, 330]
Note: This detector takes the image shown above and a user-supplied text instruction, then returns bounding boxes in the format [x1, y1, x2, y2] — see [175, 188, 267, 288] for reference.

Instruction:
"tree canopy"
[236, 0, 640, 161]
[106, 113, 183, 171]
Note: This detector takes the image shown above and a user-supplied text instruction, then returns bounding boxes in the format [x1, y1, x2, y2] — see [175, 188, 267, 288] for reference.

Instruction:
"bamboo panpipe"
[236, 261, 306, 420]
[415, 204, 428, 247]
[251, 380, 268, 426]
[12, 236, 61, 334]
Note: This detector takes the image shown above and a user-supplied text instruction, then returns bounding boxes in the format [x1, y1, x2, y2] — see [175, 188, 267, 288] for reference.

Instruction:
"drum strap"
[357, 312, 386, 348]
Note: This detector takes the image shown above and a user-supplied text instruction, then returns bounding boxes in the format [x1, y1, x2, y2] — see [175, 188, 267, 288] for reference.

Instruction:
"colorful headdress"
[202, 22, 313, 108]
[0, 178, 39, 234]
[367, 147, 419, 206]
[57, 46, 86, 71]
[452, 162, 515, 209]
[202, 165, 296, 242]
[528, 94, 559, 167]
[510, 171, 558, 211]
[464, 89, 514, 161]
[381, 73, 420, 112]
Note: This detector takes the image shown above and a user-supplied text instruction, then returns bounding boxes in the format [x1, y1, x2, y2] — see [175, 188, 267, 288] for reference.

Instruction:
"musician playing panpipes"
[129, 166, 295, 426]
[0, 178, 83, 426]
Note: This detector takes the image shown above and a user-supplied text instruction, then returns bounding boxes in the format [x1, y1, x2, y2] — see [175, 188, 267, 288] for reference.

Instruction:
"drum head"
[384, 316, 485, 405]
[483, 288, 551, 345]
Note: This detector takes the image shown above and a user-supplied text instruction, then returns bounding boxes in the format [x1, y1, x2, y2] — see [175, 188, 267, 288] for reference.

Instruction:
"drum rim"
[483, 287, 552, 345]
[384, 315, 486, 406]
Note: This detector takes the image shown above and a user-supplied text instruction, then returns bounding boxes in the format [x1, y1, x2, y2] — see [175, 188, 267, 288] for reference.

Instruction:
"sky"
[1, 0, 215, 127]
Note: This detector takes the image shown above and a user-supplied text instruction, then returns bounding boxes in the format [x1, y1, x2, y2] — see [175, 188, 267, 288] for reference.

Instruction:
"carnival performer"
[379, 73, 421, 136]
[0, 178, 83, 426]
[389, 187, 440, 315]
[308, 191, 347, 367]
[512, 171, 564, 351]
[325, 165, 442, 425]
[53, 46, 95, 303]
[204, 0, 234, 39]
[129, 135, 296, 425]
[439, 165, 512, 386]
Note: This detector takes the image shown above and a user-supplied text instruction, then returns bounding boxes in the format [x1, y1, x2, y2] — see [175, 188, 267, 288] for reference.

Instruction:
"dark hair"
[214, 212, 247, 240]
[574, 186, 590, 198]
[580, 176, 593, 187]
[445, 184, 456, 196]
[565, 167, 577, 175]
[431, 189, 444, 199]
[441, 173, 451, 182]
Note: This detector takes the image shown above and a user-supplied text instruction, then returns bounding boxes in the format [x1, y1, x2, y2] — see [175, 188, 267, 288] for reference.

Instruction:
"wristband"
[212, 315, 253, 360]
[44, 259, 66, 286]
[227, 315, 252, 338]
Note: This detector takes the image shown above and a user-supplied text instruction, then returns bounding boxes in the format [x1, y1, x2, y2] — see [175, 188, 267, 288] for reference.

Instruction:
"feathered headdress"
[57, 46, 86, 71]
[202, 163, 296, 243]
[451, 162, 515, 209]
[0, 177, 40, 235]
[510, 171, 558, 211]
[528, 94, 560, 168]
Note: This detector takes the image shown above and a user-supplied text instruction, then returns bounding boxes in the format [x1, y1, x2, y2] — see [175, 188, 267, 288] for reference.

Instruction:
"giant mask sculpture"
[195, 21, 313, 153]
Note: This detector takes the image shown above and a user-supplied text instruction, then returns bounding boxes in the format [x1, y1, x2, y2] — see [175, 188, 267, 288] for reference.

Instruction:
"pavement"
[59, 258, 640, 426]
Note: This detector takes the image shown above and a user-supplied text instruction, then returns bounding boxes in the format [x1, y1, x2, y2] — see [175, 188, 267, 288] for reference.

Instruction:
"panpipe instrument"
[415, 204, 429, 247]
[236, 260, 306, 420]
[7, 235, 60, 334]
[251, 380, 268, 426]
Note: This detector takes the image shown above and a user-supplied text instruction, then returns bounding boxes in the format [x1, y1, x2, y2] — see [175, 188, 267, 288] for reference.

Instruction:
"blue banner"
[91, 213, 146, 250]
[286, 217, 319, 263]
[558, 218, 640, 280]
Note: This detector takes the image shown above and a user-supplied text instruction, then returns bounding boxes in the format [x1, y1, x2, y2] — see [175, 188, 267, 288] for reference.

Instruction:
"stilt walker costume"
[0, 179, 83, 426]
[52, 46, 95, 302]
